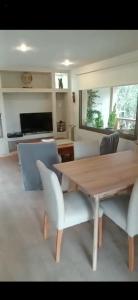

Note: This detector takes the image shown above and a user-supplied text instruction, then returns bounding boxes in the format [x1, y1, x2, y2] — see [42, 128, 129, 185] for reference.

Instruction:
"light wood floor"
[0, 152, 138, 281]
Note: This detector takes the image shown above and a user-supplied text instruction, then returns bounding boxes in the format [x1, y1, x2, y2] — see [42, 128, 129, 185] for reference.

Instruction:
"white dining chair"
[61, 140, 100, 192]
[58, 153, 70, 192]
[36, 160, 103, 263]
[100, 179, 138, 271]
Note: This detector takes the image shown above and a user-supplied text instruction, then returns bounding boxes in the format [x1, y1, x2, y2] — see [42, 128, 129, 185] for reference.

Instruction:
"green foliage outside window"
[116, 86, 138, 118]
[94, 111, 104, 128]
[86, 89, 104, 128]
[87, 89, 99, 124]
[108, 104, 117, 128]
[81, 84, 138, 138]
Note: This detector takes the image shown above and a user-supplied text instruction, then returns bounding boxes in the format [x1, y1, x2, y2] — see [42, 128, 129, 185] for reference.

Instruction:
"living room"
[0, 30, 138, 281]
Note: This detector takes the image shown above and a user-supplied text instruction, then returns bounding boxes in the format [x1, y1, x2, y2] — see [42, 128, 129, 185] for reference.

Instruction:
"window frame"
[79, 85, 138, 141]
[0, 113, 3, 138]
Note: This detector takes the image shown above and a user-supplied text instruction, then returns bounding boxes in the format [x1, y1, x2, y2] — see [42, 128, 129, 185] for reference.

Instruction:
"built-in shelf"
[56, 131, 67, 138]
[1, 71, 52, 89]
[1, 88, 53, 93]
[0, 88, 69, 93]
[55, 89, 69, 93]
[0, 70, 71, 155]
[7, 132, 54, 142]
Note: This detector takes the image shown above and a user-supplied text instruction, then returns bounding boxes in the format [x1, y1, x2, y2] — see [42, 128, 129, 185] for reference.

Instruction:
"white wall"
[77, 61, 138, 89]
[77, 128, 135, 152]
[71, 51, 138, 151]
[4, 93, 52, 133]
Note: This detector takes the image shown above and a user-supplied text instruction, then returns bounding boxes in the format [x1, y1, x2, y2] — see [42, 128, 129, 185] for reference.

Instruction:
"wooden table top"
[54, 150, 138, 199]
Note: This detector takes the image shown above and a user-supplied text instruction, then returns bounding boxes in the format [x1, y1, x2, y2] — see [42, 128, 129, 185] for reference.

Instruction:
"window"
[79, 84, 138, 140]
[112, 85, 138, 136]
[81, 88, 111, 129]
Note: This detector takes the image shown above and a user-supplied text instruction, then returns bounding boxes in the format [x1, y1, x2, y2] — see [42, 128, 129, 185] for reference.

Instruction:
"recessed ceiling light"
[61, 59, 74, 66]
[16, 43, 32, 52]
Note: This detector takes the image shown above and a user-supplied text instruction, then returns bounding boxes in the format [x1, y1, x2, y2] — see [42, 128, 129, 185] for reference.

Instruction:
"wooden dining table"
[54, 150, 138, 271]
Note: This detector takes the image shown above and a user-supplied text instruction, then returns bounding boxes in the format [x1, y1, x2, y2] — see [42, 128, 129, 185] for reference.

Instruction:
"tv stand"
[8, 134, 74, 162]
[24, 131, 52, 135]
[7, 132, 54, 142]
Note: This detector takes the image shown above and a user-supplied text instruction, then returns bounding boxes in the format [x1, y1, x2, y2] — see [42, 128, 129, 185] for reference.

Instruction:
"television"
[20, 112, 53, 134]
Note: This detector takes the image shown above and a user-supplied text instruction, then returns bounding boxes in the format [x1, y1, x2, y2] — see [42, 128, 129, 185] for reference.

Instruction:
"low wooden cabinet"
[11, 137, 74, 162]
[58, 144, 74, 162]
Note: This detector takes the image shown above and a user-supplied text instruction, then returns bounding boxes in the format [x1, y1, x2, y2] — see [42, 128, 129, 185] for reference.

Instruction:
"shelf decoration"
[21, 72, 33, 88]
[72, 92, 75, 103]
[57, 120, 66, 132]
[55, 73, 68, 89]
[58, 78, 63, 89]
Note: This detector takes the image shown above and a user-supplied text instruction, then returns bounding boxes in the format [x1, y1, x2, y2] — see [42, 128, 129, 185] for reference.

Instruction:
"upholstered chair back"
[100, 132, 119, 155]
[18, 142, 61, 190]
[36, 160, 64, 229]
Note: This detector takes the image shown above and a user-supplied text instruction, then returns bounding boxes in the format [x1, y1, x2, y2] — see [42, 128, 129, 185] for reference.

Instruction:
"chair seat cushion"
[100, 194, 130, 231]
[63, 191, 103, 229]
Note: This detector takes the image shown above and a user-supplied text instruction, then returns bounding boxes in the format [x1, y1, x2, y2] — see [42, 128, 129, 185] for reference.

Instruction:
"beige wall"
[71, 51, 138, 151]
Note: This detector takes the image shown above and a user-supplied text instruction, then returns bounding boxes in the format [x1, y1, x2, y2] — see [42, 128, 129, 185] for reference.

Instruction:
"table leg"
[92, 196, 99, 271]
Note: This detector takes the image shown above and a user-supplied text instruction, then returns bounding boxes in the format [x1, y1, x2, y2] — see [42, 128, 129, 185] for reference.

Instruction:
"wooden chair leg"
[128, 236, 135, 272]
[98, 217, 103, 248]
[43, 212, 49, 240]
[56, 229, 63, 263]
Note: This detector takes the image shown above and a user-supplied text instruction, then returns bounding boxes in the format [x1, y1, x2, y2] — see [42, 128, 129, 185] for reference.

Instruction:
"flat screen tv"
[20, 112, 53, 134]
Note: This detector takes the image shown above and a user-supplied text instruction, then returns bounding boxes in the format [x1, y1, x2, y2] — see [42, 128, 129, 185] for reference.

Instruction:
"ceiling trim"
[0, 66, 71, 74]
[72, 50, 138, 76]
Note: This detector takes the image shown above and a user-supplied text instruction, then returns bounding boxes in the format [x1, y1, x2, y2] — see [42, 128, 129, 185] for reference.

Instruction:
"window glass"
[81, 88, 110, 129]
[79, 84, 138, 139]
[112, 85, 138, 136]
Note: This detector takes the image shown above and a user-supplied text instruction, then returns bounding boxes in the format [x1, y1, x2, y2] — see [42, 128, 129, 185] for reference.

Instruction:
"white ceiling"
[0, 30, 138, 70]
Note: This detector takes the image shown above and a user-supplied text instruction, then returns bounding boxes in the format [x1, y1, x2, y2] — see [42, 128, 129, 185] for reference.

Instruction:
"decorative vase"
[57, 121, 66, 132]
